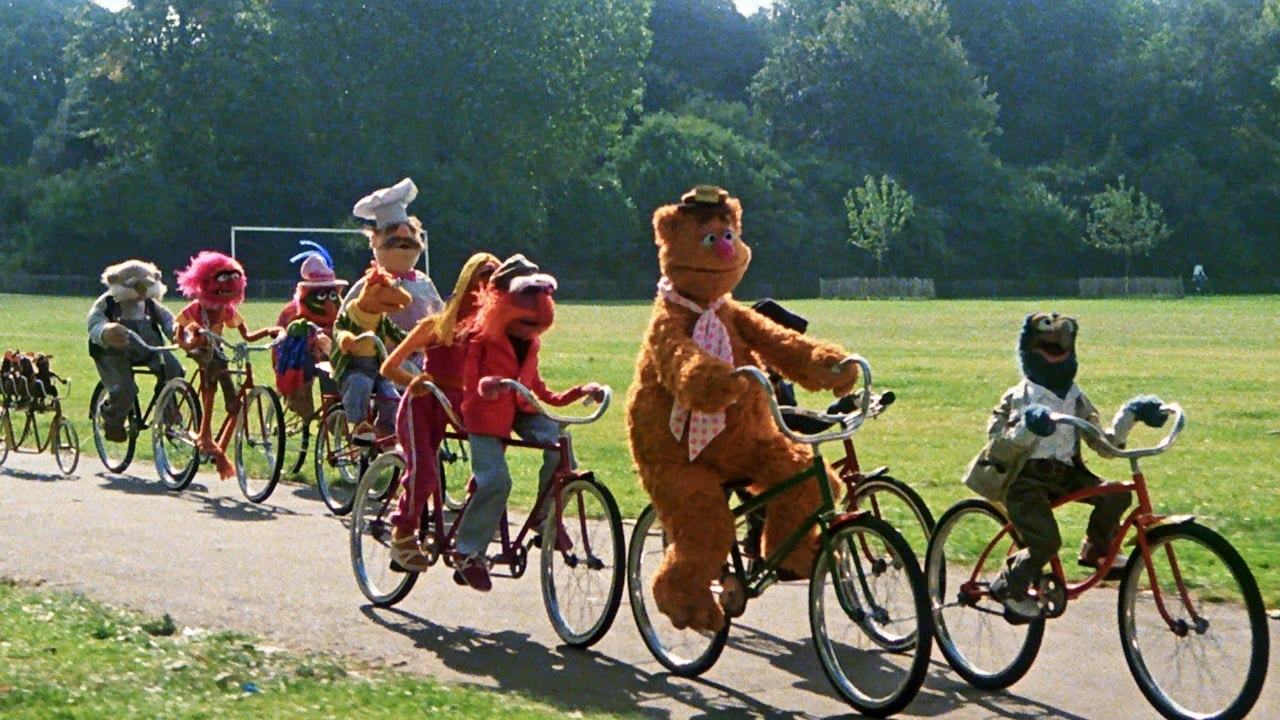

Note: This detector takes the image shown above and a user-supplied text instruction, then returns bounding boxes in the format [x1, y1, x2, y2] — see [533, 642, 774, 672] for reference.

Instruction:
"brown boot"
[1078, 538, 1127, 581]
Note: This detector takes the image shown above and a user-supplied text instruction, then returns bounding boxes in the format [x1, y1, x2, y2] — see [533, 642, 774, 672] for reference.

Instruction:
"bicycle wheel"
[540, 474, 625, 648]
[0, 408, 11, 466]
[1118, 522, 1269, 720]
[152, 379, 201, 491]
[315, 404, 361, 515]
[627, 504, 729, 676]
[285, 408, 310, 477]
[52, 415, 80, 476]
[350, 452, 418, 607]
[438, 437, 468, 511]
[926, 499, 1044, 690]
[810, 515, 932, 717]
[90, 381, 137, 473]
[234, 386, 285, 503]
[849, 475, 935, 562]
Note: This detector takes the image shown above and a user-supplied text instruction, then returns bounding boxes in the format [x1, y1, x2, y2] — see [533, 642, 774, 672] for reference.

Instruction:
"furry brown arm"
[728, 302, 858, 396]
[647, 305, 747, 413]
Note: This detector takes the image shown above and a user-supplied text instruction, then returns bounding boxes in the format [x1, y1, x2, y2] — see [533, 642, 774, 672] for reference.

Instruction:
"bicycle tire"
[926, 498, 1044, 690]
[1118, 522, 1269, 720]
[540, 475, 625, 648]
[235, 385, 285, 503]
[90, 381, 137, 474]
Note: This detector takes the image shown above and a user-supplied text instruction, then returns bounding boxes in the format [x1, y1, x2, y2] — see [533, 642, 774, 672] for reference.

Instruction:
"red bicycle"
[925, 399, 1269, 720]
[349, 378, 626, 648]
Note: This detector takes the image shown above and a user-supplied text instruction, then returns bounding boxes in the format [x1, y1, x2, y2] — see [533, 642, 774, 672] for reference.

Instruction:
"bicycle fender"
[1127, 514, 1196, 545]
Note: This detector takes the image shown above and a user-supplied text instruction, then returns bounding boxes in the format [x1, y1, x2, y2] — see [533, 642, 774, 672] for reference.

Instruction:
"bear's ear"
[725, 196, 743, 229]
[652, 204, 682, 246]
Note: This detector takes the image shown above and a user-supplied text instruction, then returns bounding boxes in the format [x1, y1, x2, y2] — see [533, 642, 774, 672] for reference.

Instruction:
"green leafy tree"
[844, 175, 914, 275]
[1083, 176, 1171, 281]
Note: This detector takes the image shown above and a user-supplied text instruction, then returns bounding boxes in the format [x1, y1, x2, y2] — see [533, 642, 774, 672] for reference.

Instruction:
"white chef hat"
[352, 177, 418, 229]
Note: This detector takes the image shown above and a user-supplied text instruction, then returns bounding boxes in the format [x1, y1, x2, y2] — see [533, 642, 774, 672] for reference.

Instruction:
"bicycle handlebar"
[122, 328, 179, 354]
[1048, 401, 1186, 459]
[733, 354, 874, 446]
[407, 379, 466, 431]
[496, 379, 612, 426]
[198, 328, 277, 363]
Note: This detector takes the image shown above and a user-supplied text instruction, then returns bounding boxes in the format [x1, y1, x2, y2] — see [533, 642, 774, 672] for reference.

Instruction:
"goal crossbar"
[229, 225, 430, 276]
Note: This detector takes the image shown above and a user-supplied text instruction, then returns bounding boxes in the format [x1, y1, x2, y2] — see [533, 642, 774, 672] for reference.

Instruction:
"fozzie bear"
[626, 185, 860, 632]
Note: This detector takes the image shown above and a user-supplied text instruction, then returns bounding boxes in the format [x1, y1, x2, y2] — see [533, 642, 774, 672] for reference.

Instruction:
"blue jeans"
[454, 413, 573, 557]
[339, 356, 398, 434]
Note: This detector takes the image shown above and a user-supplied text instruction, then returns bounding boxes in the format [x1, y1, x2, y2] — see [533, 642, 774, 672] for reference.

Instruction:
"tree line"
[1, 0, 1278, 296]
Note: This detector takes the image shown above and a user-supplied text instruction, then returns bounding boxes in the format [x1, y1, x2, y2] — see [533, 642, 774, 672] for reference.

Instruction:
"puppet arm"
[239, 324, 282, 342]
[527, 368, 589, 408]
[155, 303, 178, 342]
[648, 308, 747, 413]
[729, 303, 858, 396]
[381, 320, 441, 388]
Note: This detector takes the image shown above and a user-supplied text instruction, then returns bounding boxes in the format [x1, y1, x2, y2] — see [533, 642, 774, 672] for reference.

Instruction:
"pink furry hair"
[176, 251, 246, 308]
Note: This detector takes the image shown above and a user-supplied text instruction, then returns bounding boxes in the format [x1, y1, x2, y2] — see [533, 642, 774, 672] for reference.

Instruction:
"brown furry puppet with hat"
[626, 186, 861, 632]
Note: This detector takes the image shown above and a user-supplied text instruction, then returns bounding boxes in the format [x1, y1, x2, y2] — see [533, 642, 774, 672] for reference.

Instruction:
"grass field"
[0, 579, 633, 719]
[1, 294, 1278, 606]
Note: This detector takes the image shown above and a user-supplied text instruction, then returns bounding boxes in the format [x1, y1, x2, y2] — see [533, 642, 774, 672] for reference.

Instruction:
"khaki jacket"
[963, 381, 1120, 502]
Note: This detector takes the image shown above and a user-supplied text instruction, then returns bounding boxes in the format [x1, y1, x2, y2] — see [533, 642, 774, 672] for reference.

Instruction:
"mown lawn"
[0, 579, 635, 719]
[1, 293, 1277, 605]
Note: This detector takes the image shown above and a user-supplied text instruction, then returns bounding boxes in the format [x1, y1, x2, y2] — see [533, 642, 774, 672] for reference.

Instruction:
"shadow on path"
[361, 604, 801, 718]
[96, 471, 297, 522]
[726, 621, 1089, 720]
[2, 465, 69, 482]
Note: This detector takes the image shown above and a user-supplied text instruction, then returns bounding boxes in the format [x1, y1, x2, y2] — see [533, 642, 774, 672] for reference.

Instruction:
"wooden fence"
[1078, 277, 1185, 298]
[819, 277, 936, 299]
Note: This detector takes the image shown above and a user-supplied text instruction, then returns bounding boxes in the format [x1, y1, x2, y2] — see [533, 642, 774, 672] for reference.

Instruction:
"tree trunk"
[1124, 253, 1131, 296]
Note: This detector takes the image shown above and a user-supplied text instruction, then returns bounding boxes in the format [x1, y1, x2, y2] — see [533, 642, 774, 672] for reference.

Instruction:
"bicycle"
[151, 329, 285, 503]
[925, 399, 1269, 720]
[313, 331, 403, 516]
[349, 377, 626, 649]
[735, 388, 935, 569]
[89, 330, 197, 474]
[0, 352, 79, 476]
[627, 357, 933, 718]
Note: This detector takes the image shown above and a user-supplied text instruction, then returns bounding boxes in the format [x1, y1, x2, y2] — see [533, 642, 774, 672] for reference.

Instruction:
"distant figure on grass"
[87, 260, 184, 441]
[1192, 264, 1207, 295]
[174, 252, 281, 479]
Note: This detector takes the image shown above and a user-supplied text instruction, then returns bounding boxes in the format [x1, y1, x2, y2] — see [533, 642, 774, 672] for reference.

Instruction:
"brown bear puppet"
[626, 185, 860, 632]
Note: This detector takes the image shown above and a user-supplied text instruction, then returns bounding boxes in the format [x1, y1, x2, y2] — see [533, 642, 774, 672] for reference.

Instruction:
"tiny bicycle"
[627, 357, 934, 718]
[89, 330, 196, 474]
[0, 352, 79, 475]
[926, 399, 1269, 720]
[151, 329, 285, 503]
[349, 378, 626, 649]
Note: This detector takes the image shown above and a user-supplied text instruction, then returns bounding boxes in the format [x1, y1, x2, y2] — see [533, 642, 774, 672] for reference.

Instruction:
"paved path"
[1, 452, 1276, 719]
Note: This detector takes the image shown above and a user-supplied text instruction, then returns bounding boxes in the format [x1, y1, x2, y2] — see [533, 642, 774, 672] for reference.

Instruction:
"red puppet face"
[506, 285, 555, 339]
[177, 251, 247, 309]
[297, 286, 342, 327]
[475, 281, 556, 341]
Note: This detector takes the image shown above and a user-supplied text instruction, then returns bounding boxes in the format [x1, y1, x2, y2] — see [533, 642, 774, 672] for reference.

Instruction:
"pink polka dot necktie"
[658, 277, 732, 461]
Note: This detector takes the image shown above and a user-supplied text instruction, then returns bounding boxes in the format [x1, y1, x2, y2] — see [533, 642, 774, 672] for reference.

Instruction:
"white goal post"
[229, 225, 430, 276]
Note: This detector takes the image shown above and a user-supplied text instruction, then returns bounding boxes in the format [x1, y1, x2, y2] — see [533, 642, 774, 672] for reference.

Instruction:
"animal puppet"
[380, 251, 499, 571]
[332, 263, 411, 441]
[175, 251, 279, 478]
[87, 259, 184, 442]
[273, 241, 347, 421]
[450, 254, 602, 591]
[625, 186, 860, 632]
[345, 178, 444, 340]
[965, 313, 1165, 620]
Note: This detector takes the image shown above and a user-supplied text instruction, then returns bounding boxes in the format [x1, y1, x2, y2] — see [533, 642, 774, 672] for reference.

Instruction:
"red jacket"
[462, 332, 586, 438]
